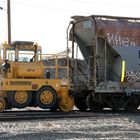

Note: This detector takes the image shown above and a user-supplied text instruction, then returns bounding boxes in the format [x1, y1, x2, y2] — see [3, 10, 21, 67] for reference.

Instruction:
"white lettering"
[122, 38, 129, 47]
[107, 33, 115, 45]
[130, 42, 136, 47]
[115, 34, 121, 46]
[107, 33, 136, 47]
[125, 71, 140, 82]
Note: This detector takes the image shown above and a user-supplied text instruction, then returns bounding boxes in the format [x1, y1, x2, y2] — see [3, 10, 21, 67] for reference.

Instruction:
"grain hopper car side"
[69, 15, 140, 111]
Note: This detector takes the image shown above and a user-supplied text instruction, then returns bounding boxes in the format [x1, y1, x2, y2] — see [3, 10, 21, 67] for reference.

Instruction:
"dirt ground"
[0, 113, 140, 140]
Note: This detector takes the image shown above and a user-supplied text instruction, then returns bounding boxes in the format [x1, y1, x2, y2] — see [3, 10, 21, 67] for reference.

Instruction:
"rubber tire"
[50, 99, 59, 111]
[86, 94, 103, 112]
[74, 97, 88, 111]
[35, 86, 58, 109]
[7, 91, 32, 108]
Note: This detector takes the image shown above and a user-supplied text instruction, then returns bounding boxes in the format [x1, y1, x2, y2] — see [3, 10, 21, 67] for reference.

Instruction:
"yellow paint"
[17, 65, 43, 78]
[15, 91, 28, 104]
[40, 91, 53, 104]
[59, 96, 74, 112]
[3, 41, 8, 44]
[0, 42, 71, 112]
[121, 61, 126, 82]
[1, 79, 62, 92]
[0, 97, 6, 112]
[59, 87, 74, 112]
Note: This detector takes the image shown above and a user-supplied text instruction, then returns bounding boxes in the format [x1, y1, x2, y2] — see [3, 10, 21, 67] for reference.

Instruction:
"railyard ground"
[0, 109, 140, 140]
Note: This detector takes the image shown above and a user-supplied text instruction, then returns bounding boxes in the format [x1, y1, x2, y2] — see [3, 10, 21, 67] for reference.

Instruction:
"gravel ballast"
[0, 114, 140, 140]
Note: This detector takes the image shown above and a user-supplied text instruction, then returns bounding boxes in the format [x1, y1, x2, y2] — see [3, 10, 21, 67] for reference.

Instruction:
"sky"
[0, 0, 140, 54]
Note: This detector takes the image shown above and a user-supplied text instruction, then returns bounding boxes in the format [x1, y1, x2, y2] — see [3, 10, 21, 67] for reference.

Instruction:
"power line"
[0, 0, 6, 2]
[70, 0, 140, 9]
[11, 1, 89, 14]
[11, 0, 140, 16]
[10, 0, 140, 17]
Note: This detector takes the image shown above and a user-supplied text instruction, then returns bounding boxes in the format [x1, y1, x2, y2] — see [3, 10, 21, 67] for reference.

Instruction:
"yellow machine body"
[12, 62, 44, 78]
[0, 79, 68, 93]
[0, 41, 74, 112]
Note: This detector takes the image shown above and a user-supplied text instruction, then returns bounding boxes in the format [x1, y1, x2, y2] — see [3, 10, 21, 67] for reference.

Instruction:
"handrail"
[5, 53, 70, 80]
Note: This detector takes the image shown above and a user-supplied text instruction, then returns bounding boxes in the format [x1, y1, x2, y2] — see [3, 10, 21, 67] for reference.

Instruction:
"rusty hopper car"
[69, 15, 140, 111]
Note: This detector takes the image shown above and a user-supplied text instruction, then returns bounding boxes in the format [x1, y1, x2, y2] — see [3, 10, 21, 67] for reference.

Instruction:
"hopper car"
[69, 15, 140, 111]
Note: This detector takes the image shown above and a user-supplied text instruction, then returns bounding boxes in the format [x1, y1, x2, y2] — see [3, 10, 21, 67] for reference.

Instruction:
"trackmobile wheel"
[86, 94, 103, 112]
[35, 86, 58, 109]
[74, 97, 88, 111]
[0, 97, 6, 112]
[7, 91, 32, 108]
[59, 96, 74, 112]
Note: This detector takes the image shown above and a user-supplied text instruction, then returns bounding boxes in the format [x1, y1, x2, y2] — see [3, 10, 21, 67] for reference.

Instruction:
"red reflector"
[32, 84, 38, 89]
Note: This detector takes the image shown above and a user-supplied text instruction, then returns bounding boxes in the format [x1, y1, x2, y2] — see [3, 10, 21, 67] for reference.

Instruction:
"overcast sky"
[0, 0, 140, 53]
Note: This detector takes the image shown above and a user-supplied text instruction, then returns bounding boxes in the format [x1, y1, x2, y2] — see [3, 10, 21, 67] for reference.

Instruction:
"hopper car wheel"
[36, 86, 58, 109]
[7, 91, 32, 108]
[124, 101, 139, 111]
[0, 97, 6, 112]
[74, 97, 88, 111]
[86, 94, 103, 112]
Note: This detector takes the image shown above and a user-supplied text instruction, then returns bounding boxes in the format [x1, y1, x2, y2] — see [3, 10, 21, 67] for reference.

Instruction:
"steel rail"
[0, 110, 140, 121]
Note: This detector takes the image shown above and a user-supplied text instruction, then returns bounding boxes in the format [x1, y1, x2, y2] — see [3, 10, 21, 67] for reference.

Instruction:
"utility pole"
[7, 0, 11, 44]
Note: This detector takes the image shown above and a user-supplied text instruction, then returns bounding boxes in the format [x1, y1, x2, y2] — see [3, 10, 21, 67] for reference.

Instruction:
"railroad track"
[0, 110, 140, 121]
[0, 110, 93, 121]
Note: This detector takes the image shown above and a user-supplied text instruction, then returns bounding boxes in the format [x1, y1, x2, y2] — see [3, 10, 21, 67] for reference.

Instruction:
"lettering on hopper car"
[9, 81, 32, 86]
[125, 71, 140, 82]
[107, 33, 136, 47]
